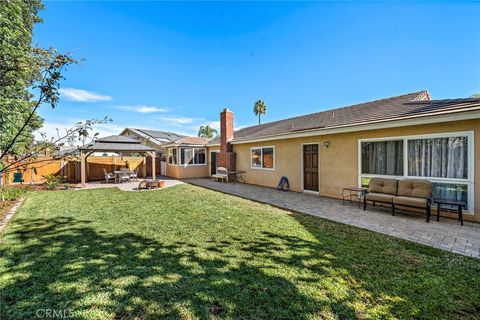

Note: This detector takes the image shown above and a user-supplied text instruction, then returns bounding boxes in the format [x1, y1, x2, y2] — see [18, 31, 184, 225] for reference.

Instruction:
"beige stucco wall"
[165, 147, 209, 179]
[231, 119, 480, 221]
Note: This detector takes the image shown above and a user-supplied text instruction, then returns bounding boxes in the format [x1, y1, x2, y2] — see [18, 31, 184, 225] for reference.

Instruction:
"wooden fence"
[1, 156, 161, 185]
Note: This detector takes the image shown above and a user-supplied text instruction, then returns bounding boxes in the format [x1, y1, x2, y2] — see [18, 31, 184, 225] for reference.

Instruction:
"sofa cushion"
[393, 196, 428, 208]
[368, 178, 398, 195]
[397, 179, 432, 198]
[366, 192, 395, 203]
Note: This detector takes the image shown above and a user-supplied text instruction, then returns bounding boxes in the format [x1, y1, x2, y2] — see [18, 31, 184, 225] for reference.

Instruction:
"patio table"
[229, 171, 246, 183]
[342, 186, 368, 208]
[434, 199, 466, 226]
[114, 170, 130, 183]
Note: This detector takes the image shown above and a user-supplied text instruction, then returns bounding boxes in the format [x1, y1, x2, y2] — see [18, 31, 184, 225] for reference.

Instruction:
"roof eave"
[163, 143, 208, 148]
[230, 108, 480, 145]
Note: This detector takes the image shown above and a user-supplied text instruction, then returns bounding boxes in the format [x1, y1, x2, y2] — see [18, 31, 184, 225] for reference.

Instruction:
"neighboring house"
[120, 128, 190, 175]
[120, 128, 186, 151]
[164, 91, 480, 221]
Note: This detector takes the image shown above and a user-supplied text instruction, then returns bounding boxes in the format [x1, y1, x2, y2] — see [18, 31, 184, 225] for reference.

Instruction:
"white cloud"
[157, 116, 196, 125]
[59, 88, 112, 102]
[35, 121, 123, 143]
[205, 121, 220, 130]
[118, 105, 168, 113]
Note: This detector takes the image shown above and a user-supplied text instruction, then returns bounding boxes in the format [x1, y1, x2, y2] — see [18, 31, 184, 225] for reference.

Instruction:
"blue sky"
[34, 1, 480, 138]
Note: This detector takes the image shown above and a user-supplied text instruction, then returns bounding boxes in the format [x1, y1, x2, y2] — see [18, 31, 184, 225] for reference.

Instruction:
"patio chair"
[119, 172, 130, 183]
[103, 169, 115, 184]
[129, 168, 139, 181]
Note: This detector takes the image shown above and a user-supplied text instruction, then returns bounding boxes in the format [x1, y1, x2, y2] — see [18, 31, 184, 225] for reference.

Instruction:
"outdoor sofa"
[363, 178, 433, 222]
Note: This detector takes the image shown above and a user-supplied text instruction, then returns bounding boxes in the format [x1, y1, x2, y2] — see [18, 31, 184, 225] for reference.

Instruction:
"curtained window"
[359, 133, 472, 211]
[407, 137, 468, 179]
[361, 140, 403, 176]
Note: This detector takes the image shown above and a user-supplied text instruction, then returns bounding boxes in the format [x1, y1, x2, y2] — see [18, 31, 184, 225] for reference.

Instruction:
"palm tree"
[198, 125, 218, 138]
[253, 99, 267, 125]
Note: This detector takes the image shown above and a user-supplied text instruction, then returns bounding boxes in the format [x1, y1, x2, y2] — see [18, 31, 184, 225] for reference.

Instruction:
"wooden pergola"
[79, 135, 156, 188]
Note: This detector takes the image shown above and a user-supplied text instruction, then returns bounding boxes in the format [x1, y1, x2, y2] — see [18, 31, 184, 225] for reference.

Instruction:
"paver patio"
[186, 178, 480, 258]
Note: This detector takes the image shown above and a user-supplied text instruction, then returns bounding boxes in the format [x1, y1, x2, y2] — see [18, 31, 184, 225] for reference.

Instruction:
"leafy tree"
[470, 93, 480, 98]
[0, 1, 111, 186]
[198, 125, 218, 138]
[0, 0, 46, 154]
[253, 99, 267, 125]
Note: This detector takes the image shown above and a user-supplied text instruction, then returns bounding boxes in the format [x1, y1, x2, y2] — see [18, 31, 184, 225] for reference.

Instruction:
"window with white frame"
[168, 148, 177, 165]
[361, 140, 403, 176]
[359, 132, 474, 212]
[180, 148, 206, 165]
[251, 147, 274, 169]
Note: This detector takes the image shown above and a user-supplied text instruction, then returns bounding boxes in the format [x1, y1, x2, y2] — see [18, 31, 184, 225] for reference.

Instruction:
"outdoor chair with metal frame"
[103, 169, 115, 184]
[119, 172, 130, 183]
[129, 168, 139, 181]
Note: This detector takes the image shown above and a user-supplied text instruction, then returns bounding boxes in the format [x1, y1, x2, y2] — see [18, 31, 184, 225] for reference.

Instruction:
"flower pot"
[158, 180, 165, 188]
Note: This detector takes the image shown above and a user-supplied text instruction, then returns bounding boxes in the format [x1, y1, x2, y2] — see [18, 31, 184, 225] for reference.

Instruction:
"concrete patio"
[78, 176, 184, 191]
[186, 178, 480, 259]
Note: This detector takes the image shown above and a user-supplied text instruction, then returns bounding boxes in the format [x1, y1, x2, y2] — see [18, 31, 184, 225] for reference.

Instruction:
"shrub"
[43, 174, 65, 190]
[0, 187, 28, 202]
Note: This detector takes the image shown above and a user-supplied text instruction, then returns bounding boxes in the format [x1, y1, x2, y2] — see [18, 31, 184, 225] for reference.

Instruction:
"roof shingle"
[208, 91, 480, 144]
[81, 135, 155, 152]
[173, 137, 212, 145]
[134, 129, 186, 142]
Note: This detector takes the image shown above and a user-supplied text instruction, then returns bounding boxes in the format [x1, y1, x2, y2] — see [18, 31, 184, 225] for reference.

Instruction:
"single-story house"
[163, 90, 480, 222]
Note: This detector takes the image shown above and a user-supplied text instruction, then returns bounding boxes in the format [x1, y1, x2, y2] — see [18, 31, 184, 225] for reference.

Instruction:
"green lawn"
[1, 185, 479, 319]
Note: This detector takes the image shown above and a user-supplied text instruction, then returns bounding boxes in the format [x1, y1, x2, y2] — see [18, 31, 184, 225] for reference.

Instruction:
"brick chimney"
[217, 108, 236, 172]
[220, 109, 234, 153]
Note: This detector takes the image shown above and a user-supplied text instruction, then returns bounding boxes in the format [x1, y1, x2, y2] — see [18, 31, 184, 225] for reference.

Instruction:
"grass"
[0, 184, 479, 319]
